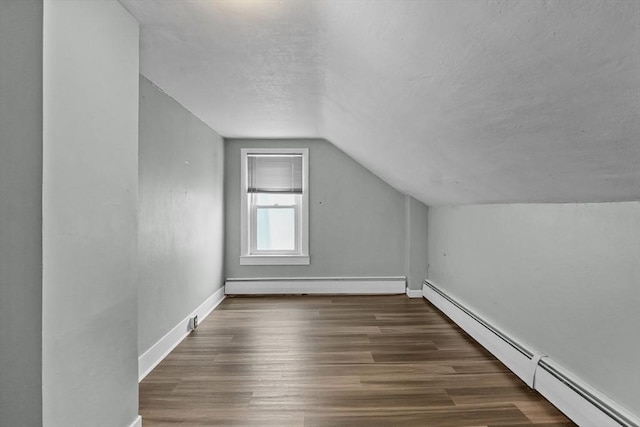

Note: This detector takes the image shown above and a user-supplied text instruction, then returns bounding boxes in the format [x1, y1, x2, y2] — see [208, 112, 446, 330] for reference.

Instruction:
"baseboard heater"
[225, 276, 406, 295]
[423, 280, 638, 427]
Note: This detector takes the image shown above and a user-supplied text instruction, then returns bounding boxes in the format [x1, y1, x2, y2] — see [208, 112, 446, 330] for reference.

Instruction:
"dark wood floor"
[139, 295, 575, 426]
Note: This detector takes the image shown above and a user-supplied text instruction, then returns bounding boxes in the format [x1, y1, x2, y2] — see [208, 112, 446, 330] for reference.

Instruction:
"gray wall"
[225, 139, 406, 279]
[138, 76, 225, 355]
[0, 1, 43, 425]
[427, 202, 640, 417]
[405, 196, 429, 291]
[42, 1, 140, 426]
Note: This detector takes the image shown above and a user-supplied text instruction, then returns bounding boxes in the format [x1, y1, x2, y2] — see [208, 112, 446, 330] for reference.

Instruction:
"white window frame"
[240, 148, 309, 265]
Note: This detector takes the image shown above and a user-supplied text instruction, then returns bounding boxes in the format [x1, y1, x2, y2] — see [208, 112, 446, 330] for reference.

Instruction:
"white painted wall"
[225, 139, 406, 280]
[405, 196, 428, 291]
[42, 1, 140, 426]
[138, 75, 225, 356]
[0, 1, 43, 425]
[427, 202, 640, 418]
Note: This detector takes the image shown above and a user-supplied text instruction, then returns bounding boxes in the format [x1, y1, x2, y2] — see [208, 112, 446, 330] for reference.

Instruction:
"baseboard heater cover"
[423, 280, 638, 427]
[225, 277, 406, 295]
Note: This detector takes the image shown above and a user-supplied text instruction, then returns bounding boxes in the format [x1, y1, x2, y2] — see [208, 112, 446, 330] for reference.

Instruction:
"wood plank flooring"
[139, 295, 575, 426]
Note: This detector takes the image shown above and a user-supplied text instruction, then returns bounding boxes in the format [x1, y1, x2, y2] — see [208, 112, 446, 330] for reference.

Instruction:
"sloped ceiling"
[119, 0, 639, 205]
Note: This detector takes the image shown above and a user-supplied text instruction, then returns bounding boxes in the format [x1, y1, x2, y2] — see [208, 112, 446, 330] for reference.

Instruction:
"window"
[240, 148, 309, 265]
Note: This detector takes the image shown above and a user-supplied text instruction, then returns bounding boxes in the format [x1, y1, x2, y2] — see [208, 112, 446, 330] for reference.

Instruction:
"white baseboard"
[225, 277, 406, 295]
[423, 281, 638, 427]
[128, 415, 142, 427]
[405, 288, 423, 298]
[138, 286, 226, 381]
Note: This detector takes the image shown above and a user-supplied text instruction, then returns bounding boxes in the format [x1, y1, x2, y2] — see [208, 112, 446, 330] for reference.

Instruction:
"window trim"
[240, 148, 309, 266]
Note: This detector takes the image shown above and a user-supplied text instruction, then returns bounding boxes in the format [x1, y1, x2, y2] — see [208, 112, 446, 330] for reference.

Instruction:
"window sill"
[240, 255, 310, 266]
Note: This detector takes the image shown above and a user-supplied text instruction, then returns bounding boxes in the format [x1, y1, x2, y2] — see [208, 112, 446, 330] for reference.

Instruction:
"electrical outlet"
[193, 315, 198, 330]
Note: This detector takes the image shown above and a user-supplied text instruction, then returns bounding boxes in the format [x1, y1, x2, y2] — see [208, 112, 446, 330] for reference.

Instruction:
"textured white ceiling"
[119, 0, 639, 205]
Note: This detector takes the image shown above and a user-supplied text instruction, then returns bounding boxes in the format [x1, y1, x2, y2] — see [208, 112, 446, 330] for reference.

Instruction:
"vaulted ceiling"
[119, 0, 639, 206]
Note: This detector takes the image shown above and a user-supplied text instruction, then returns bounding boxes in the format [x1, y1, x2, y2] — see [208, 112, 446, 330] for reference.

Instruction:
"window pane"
[254, 193, 297, 206]
[256, 208, 295, 251]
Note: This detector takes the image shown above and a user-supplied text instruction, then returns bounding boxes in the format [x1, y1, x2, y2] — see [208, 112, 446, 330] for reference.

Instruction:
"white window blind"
[247, 154, 303, 194]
